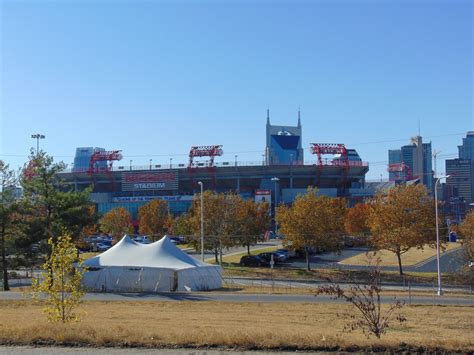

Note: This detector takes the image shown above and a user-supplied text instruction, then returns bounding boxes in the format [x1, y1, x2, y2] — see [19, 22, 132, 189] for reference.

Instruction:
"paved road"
[1, 290, 472, 305]
[0, 347, 320, 355]
[287, 246, 466, 273]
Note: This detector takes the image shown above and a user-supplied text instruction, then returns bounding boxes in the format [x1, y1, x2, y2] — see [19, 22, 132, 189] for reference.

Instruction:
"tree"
[99, 207, 134, 242]
[368, 184, 436, 275]
[345, 202, 371, 236]
[316, 257, 406, 338]
[277, 188, 347, 271]
[459, 210, 474, 263]
[20, 151, 95, 246]
[31, 233, 85, 323]
[187, 191, 243, 263]
[0, 161, 18, 291]
[138, 199, 169, 241]
[237, 200, 271, 255]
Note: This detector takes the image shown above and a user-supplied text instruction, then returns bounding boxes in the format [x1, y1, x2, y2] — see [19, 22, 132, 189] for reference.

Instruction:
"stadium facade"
[59, 113, 373, 227]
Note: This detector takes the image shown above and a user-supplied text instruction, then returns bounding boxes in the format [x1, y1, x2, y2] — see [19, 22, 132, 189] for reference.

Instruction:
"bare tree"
[316, 257, 406, 338]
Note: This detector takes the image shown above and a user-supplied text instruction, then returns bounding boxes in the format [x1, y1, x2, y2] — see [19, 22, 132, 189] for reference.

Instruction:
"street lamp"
[129, 160, 132, 171]
[31, 134, 45, 154]
[235, 155, 238, 167]
[197, 181, 204, 262]
[170, 158, 173, 169]
[435, 174, 450, 296]
[271, 177, 280, 232]
[149, 159, 152, 170]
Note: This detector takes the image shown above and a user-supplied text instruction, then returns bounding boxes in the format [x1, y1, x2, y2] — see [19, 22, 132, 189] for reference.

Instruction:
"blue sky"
[0, 0, 472, 179]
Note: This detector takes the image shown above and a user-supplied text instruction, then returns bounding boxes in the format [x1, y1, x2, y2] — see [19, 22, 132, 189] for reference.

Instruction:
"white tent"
[82, 235, 222, 292]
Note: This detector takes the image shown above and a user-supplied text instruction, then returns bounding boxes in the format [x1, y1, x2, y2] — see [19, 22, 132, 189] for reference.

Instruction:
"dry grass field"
[339, 243, 461, 267]
[0, 300, 472, 352]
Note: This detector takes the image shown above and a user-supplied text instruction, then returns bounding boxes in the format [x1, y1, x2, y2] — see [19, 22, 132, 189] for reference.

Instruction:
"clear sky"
[1, 0, 472, 179]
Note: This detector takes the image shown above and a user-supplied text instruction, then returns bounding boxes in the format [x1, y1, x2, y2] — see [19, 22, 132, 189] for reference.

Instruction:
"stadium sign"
[255, 189, 271, 203]
[112, 195, 193, 203]
[122, 171, 178, 191]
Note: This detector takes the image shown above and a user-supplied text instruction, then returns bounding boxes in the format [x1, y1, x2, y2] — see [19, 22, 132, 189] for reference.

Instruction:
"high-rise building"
[265, 109, 304, 165]
[445, 132, 474, 206]
[388, 149, 402, 181]
[446, 159, 474, 204]
[387, 136, 433, 192]
[458, 131, 474, 160]
[73, 147, 106, 172]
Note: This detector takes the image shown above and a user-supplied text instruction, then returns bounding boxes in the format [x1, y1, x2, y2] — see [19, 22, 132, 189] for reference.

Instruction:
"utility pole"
[198, 181, 204, 262]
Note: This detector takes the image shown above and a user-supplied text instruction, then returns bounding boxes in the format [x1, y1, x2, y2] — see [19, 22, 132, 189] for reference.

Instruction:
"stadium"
[59, 112, 372, 226]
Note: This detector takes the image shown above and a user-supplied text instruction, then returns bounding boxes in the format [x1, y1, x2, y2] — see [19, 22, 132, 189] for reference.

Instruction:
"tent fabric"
[82, 235, 222, 292]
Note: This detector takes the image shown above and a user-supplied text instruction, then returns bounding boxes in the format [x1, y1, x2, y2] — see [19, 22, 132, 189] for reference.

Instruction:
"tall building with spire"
[265, 109, 304, 165]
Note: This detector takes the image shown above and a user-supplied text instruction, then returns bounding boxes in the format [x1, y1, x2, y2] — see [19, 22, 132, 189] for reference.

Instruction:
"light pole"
[170, 158, 173, 169]
[197, 181, 204, 262]
[129, 160, 132, 171]
[271, 177, 280, 233]
[149, 159, 152, 170]
[435, 174, 450, 296]
[31, 134, 45, 154]
[235, 155, 237, 167]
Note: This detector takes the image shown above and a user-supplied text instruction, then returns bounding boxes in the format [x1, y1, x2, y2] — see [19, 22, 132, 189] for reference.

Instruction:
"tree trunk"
[1, 221, 9, 291]
[214, 247, 218, 263]
[306, 248, 311, 271]
[219, 239, 223, 265]
[396, 250, 403, 275]
[247, 242, 250, 256]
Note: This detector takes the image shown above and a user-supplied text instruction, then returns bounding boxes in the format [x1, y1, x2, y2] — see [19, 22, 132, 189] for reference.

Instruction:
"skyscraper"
[458, 131, 474, 160]
[265, 109, 304, 165]
[446, 132, 474, 204]
[73, 147, 106, 172]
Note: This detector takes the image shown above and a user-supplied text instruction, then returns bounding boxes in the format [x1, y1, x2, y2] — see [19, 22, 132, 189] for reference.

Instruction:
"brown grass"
[0, 300, 472, 351]
[340, 243, 461, 267]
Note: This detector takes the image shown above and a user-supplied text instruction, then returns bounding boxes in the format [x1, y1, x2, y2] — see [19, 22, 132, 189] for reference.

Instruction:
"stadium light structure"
[197, 181, 204, 261]
[31, 134, 45, 154]
[435, 174, 450, 296]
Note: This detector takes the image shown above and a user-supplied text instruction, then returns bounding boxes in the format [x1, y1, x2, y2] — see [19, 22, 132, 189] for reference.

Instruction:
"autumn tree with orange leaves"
[237, 199, 271, 255]
[345, 202, 371, 236]
[459, 210, 474, 263]
[277, 188, 347, 271]
[138, 199, 169, 241]
[99, 207, 134, 242]
[368, 184, 436, 275]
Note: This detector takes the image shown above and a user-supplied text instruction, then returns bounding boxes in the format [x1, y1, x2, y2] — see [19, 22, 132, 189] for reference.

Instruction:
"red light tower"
[188, 145, 223, 188]
[310, 143, 349, 189]
[188, 145, 223, 169]
[388, 162, 413, 181]
[88, 150, 123, 174]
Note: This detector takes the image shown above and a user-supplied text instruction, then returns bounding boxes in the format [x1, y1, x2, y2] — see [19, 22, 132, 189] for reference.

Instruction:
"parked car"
[274, 249, 290, 262]
[239, 255, 267, 267]
[169, 235, 186, 245]
[133, 236, 150, 244]
[95, 243, 111, 252]
[258, 252, 278, 264]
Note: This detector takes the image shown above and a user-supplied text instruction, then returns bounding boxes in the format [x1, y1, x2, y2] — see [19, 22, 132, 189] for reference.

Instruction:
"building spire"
[297, 105, 301, 127]
[266, 106, 270, 125]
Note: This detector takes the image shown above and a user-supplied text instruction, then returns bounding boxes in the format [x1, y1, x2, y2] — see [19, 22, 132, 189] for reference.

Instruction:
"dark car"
[258, 252, 278, 264]
[239, 255, 267, 267]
